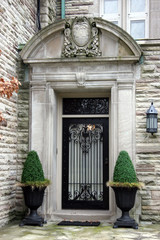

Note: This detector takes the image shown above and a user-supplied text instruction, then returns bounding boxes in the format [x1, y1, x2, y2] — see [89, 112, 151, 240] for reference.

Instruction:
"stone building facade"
[0, 0, 160, 227]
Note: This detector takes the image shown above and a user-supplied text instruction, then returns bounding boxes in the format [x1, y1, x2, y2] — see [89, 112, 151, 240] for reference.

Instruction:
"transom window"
[100, 0, 149, 39]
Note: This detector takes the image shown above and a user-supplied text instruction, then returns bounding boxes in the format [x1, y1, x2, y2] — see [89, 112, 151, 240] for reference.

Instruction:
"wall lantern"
[146, 102, 158, 134]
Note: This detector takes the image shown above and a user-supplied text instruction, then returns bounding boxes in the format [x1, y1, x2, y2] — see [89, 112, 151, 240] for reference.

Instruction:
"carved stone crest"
[62, 17, 101, 58]
[72, 18, 90, 47]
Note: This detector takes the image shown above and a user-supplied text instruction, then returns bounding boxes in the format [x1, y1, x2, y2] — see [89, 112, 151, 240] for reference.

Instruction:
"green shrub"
[113, 150, 138, 183]
[21, 150, 50, 187]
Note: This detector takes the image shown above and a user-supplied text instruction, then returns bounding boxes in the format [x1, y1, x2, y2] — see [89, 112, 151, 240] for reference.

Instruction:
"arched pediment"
[21, 17, 142, 63]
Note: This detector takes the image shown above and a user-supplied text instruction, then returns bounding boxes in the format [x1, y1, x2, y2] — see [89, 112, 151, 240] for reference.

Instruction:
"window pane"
[130, 20, 145, 39]
[130, 0, 145, 13]
[104, 0, 118, 14]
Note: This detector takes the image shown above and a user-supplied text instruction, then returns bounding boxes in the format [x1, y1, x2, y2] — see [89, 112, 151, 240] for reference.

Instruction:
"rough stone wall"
[16, 61, 30, 218]
[136, 40, 160, 224]
[0, 0, 36, 227]
[56, 0, 99, 19]
[40, 0, 56, 28]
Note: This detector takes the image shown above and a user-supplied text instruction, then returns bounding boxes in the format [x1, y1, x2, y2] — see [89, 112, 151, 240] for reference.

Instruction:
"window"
[100, 0, 149, 39]
[130, 20, 145, 39]
[127, 0, 148, 39]
[101, 0, 121, 26]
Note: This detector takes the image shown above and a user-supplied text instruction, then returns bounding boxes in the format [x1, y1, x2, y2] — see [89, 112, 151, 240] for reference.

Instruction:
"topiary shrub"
[21, 150, 50, 188]
[113, 150, 137, 183]
[107, 150, 143, 189]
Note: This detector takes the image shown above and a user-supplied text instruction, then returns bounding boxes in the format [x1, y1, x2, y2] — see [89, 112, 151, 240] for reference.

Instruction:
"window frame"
[100, 0, 122, 27]
[127, 0, 149, 39]
[100, 0, 149, 39]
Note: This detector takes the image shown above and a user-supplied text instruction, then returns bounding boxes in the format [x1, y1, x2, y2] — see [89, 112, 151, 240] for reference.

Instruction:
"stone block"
[151, 82, 160, 88]
[18, 92, 29, 101]
[18, 121, 29, 129]
[17, 144, 28, 153]
[151, 190, 160, 200]
[142, 65, 155, 73]
[142, 199, 160, 206]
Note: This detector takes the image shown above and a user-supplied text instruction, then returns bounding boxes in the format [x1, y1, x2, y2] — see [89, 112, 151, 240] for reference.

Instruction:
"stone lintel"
[23, 56, 140, 64]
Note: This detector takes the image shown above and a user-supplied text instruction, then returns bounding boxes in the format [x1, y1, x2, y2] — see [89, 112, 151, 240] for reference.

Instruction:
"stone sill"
[137, 39, 160, 46]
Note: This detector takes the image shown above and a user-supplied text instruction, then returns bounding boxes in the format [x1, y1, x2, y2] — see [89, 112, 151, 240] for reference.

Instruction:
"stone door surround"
[20, 18, 142, 221]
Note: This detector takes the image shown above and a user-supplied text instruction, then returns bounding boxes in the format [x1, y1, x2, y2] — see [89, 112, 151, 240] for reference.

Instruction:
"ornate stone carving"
[62, 17, 101, 58]
[76, 72, 86, 87]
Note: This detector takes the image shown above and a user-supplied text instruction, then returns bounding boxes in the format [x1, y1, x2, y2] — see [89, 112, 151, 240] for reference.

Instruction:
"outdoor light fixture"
[146, 102, 158, 134]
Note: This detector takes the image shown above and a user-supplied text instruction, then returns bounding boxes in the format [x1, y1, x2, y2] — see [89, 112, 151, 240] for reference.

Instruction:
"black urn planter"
[112, 187, 138, 229]
[19, 186, 46, 227]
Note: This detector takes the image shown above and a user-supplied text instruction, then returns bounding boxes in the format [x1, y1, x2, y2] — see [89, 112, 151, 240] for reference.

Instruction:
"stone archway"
[20, 17, 142, 221]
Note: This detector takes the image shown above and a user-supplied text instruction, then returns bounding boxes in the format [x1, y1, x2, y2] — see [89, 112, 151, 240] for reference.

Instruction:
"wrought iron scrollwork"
[63, 98, 109, 115]
[68, 184, 103, 201]
[69, 124, 103, 153]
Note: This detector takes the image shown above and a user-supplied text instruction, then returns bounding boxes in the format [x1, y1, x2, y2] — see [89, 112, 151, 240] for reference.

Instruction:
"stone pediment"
[21, 17, 142, 63]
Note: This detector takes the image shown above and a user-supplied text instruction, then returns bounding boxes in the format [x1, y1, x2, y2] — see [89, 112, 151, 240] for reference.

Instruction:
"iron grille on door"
[62, 98, 109, 209]
[68, 123, 103, 201]
[62, 118, 109, 209]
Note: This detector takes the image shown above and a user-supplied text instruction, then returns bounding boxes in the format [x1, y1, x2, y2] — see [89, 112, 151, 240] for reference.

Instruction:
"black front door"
[62, 117, 109, 209]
